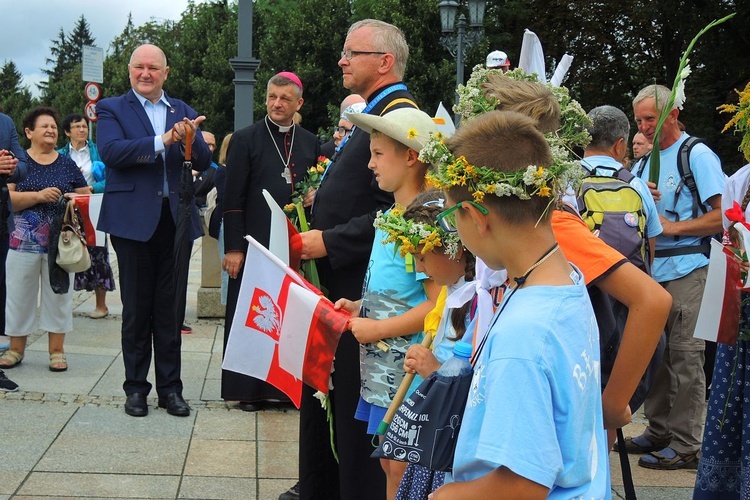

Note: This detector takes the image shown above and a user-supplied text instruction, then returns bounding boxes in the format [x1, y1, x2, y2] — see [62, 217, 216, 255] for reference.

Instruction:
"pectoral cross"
[281, 167, 292, 184]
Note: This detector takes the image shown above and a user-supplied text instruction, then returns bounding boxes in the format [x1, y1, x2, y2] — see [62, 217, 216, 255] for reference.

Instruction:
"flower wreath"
[373, 204, 462, 259]
[418, 66, 588, 207]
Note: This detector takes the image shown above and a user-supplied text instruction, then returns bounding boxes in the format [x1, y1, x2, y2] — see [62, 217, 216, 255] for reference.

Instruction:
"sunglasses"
[436, 200, 489, 232]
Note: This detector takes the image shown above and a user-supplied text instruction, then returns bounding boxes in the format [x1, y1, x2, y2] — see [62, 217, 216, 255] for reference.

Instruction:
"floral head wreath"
[373, 202, 462, 259]
[419, 66, 589, 206]
[718, 81, 750, 163]
[421, 139, 584, 204]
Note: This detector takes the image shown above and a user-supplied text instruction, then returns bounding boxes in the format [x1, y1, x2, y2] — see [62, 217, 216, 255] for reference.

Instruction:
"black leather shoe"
[237, 401, 263, 412]
[158, 393, 190, 417]
[124, 393, 148, 417]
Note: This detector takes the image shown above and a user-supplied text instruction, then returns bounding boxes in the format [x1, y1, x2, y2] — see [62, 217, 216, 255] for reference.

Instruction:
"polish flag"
[222, 235, 349, 407]
[73, 193, 106, 247]
[264, 189, 302, 270]
[694, 239, 742, 345]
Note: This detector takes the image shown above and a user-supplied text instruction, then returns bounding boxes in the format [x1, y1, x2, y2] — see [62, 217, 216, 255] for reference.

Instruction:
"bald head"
[340, 94, 365, 114]
[128, 44, 169, 102]
[130, 44, 167, 67]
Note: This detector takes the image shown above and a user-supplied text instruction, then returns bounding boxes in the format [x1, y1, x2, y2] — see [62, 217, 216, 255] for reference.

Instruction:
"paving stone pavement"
[0, 238, 695, 499]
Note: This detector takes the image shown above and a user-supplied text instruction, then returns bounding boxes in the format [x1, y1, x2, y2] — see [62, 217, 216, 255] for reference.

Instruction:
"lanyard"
[319, 83, 408, 185]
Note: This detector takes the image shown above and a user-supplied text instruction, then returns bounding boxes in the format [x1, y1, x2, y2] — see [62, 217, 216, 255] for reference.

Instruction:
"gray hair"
[633, 84, 672, 113]
[348, 19, 409, 79]
[267, 74, 303, 98]
[586, 105, 630, 150]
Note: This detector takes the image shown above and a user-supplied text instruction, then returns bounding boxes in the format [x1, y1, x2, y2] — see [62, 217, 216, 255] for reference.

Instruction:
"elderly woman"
[57, 113, 115, 319]
[0, 107, 88, 371]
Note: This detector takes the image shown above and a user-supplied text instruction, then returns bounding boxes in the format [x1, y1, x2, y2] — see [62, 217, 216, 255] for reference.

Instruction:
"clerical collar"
[265, 115, 293, 133]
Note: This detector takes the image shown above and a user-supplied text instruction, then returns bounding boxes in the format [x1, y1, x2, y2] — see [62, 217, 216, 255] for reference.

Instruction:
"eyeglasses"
[436, 200, 489, 233]
[340, 50, 386, 61]
[334, 126, 352, 135]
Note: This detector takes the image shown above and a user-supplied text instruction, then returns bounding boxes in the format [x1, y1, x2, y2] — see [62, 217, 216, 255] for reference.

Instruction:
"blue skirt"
[694, 301, 750, 499]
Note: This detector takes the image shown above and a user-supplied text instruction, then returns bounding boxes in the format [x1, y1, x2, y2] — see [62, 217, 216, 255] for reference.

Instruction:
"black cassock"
[222, 116, 320, 403]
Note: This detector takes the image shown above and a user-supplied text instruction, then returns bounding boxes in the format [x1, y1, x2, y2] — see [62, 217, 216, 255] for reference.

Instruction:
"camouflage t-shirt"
[359, 226, 428, 407]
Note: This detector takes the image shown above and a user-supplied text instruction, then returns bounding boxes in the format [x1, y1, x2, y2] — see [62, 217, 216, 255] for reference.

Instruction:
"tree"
[67, 15, 97, 67]
[38, 14, 97, 138]
[0, 61, 36, 148]
[169, 0, 238, 141]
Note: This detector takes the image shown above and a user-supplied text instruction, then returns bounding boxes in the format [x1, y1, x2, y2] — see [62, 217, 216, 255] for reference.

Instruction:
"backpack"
[577, 165, 650, 274]
[633, 136, 714, 257]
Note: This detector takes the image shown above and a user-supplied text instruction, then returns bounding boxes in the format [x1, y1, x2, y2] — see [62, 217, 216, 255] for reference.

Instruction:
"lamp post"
[438, 0, 486, 125]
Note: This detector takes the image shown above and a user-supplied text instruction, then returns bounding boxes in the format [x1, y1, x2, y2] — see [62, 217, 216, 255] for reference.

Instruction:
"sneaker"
[279, 481, 299, 500]
[0, 370, 19, 392]
[0, 335, 9, 350]
[181, 324, 193, 334]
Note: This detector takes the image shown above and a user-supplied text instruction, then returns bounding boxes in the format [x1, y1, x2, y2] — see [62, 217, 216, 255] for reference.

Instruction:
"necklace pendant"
[281, 167, 292, 184]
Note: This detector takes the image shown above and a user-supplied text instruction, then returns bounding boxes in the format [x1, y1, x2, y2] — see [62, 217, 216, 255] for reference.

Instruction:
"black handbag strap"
[617, 428, 637, 499]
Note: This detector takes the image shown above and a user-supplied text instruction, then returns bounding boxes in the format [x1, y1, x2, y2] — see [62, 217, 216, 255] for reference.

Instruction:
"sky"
[1, 0, 202, 97]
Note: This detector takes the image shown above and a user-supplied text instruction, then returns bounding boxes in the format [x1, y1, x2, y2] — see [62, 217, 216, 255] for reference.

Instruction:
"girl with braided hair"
[694, 82, 750, 499]
[380, 189, 486, 498]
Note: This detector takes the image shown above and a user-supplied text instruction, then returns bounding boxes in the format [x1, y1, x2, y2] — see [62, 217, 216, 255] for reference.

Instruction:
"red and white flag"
[73, 193, 106, 247]
[264, 189, 302, 270]
[694, 239, 742, 345]
[222, 235, 349, 407]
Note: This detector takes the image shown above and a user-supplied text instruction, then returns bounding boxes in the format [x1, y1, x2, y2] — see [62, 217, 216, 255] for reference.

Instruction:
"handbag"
[371, 366, 473, 472]
[56, 200, 91, 273]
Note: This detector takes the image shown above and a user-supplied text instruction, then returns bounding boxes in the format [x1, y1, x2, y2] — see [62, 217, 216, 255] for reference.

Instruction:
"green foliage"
[170, 0, 238, 141]
[0, 61, 36, 148]
[254, 0, 352, 135]
[4, 0, 744, 174]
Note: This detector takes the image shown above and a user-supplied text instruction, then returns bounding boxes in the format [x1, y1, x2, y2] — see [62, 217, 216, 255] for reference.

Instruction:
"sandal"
[613, 435, 670, 454]
[638, 447, 699, 470]
[49, 353, 68, 372]
[0, 350, 23, 368]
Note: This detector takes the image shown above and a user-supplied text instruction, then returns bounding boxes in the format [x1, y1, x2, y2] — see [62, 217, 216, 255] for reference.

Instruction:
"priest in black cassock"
[221, 72, 320, 411]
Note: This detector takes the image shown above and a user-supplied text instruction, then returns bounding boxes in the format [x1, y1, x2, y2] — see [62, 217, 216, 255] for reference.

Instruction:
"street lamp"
[438, 0, 486, 124]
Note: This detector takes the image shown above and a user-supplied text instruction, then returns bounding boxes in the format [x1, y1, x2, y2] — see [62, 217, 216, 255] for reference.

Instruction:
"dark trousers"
[299, 332, 386, 500]
[111, 201, 182, 397]
[0, 233, 7, 335]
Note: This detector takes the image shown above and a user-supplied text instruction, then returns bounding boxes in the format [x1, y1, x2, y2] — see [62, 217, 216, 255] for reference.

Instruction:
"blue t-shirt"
[581, 155, 663, 239]
[360, 225, 428, 407]
[452, 268, 611, 498]
[635, 133, 725, 282]
[10, 153, 87, 253]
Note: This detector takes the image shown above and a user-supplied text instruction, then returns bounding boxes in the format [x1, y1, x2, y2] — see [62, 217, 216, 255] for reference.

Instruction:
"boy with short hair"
[428, 110, 610, 498]
[335, 107, 442, 498]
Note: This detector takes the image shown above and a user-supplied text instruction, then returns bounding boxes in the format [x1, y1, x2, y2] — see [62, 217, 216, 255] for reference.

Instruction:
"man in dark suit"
[0, 112, 27, 344]
[96, 44, 211, 418]
[293, 19, 418, 500]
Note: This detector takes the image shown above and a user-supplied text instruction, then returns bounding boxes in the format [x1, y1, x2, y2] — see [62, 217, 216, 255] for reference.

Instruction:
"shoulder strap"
[380, 97, 418, 115]
[677, 136, 707, 218]
[614, 166, 636, 184]
[588, 165, 619, 177]
[633, 153, 650, 179]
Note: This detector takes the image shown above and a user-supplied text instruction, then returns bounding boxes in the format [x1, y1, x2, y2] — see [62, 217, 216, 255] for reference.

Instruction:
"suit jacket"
[311, 83, 416, 300]
[0, 112, 28, 232]
[96, 89, 211, 242]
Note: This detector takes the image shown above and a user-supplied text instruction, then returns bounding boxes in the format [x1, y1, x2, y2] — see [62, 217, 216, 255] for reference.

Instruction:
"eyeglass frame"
[333, 125, 352, 135]
[436, 200, 489, 233]
[340, 49, 387, 61]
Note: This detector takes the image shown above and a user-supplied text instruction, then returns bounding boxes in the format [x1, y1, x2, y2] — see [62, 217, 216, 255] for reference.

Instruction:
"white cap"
[486, 50, 510, 68]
